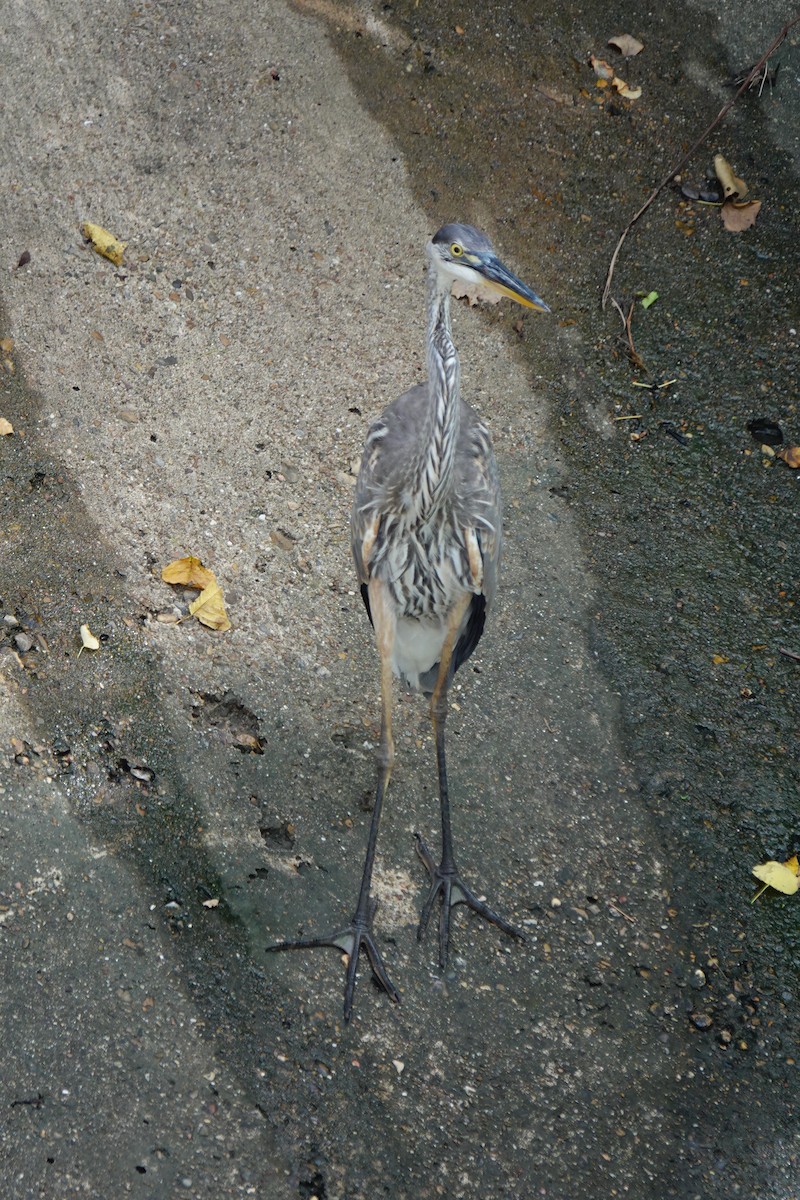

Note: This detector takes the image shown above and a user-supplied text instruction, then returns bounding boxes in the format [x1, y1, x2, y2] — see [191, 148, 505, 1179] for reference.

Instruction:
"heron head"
[428, 223, 550, 314]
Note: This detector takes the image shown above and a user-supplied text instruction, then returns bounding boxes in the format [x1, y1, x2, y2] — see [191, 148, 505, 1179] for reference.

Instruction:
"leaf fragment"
[776, 445, 800, 468]
[162, 555, 216, 590]
[78, 624, 100, 657]
[589, 54, 615, 80]
[608, 33, 644, 57]
[81, 221, 127, 266]
[0, 418, 13, 436]
[234, 731, 264, 754]
[612, 78, 642, 100]
[189, 581, 232, 632]
[640, 291, 658, 309]
[713, 155, 748, 200]
[720, 199, 761, 233]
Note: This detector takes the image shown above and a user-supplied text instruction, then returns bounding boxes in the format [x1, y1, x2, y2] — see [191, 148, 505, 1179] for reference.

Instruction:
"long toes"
[417, 877, 443, 942]
[362, 934, 401, 1003]
[265, 918, 400, 1021]
[417, 867, 525, 964]
[455, 888, 525, 941]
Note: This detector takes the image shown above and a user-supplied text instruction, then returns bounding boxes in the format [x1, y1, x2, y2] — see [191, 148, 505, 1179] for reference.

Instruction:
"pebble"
[690, 969, 706, 990]
[13, 632, 35, 652]
[691, 1012, 713, 1030]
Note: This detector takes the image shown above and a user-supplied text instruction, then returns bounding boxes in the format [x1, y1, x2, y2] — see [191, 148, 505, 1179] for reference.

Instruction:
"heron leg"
[415, 596, 524, 968]
[265, 578, 400, 1022]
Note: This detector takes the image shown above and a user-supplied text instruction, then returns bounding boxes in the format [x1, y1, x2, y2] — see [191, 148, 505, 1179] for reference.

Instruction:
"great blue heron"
[267, 223, 550, 1020]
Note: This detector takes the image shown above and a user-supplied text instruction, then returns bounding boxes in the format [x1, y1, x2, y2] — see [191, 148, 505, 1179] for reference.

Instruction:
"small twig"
[607, 900, 635, 924]
[631, 378, 677, 390]
[609, 296, 626, 326]
[610, 296, 646, 369]
[601, 15, 800, 309]
[778, 647, 800, 663]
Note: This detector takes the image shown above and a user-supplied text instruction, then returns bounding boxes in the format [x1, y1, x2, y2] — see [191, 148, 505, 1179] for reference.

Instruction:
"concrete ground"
[0, 1, 797, 1198]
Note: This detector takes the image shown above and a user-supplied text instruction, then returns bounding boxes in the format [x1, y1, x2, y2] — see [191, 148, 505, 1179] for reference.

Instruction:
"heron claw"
[265, 901, 400, 1022]
[414, 832, 525, 968]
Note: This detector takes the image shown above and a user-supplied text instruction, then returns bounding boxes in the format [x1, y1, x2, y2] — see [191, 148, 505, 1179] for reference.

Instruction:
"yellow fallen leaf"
[189, 580, 232, 632]
[712, 654, 729, 665]
[0, 418, 13, 436]
[78, 623, 100, 658]
[751, 856, 800, 901]
[776, 445, 800, 468]
[162, 555, 216, 590]
[713, 155, 748, 200]
[81, 221, 126, 266]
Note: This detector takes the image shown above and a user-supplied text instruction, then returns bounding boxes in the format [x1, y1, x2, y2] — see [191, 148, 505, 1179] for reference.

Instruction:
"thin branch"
[602, 15, 800, 309]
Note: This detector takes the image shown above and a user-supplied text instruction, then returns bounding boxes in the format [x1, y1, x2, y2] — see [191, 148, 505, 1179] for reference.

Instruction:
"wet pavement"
[1, 1, 797, 1197]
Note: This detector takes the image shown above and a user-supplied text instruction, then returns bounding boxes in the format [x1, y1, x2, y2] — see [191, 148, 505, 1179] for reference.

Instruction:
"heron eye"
[450, 243, 463, 257]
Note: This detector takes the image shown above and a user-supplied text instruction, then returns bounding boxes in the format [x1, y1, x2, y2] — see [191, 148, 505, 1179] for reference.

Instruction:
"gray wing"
[351, 383, 502, 608]
[351, 384, 430, 586]
[454, 402, 502, 611]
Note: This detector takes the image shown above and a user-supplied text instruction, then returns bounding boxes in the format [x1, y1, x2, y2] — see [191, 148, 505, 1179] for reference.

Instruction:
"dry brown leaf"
[0, 418, 13, 436]
[776, 445, 800, 468]
[189, 581, 232, 632]
[608, 34, 644, 57]
[234, 731, 264, 754]
[720, 199, 761, 233]
[713, 155, 748, 200]
[81, 221, 127, 266]
[611, 76, 642, 100]
[589, 54, 615, 79]
[162, 555, 216, 590]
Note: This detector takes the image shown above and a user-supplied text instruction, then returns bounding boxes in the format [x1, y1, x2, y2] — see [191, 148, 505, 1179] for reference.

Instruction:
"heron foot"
[414, 832, 525, 968]
[265, 898, 400, 1022]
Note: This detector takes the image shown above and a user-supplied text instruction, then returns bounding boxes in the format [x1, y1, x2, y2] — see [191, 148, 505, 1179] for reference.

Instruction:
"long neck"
[415, 263, 461, 517]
